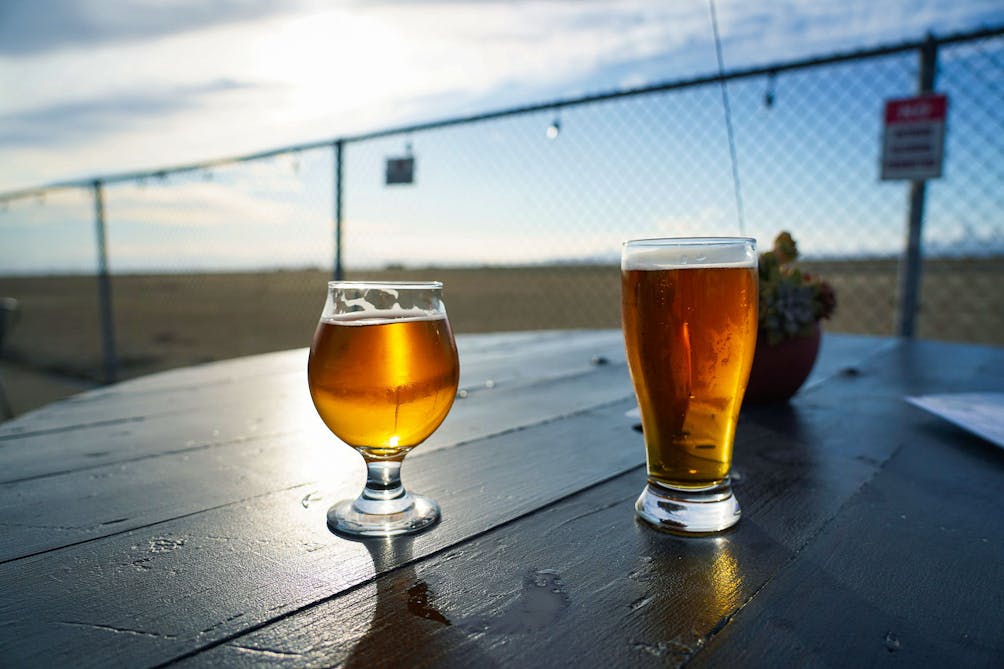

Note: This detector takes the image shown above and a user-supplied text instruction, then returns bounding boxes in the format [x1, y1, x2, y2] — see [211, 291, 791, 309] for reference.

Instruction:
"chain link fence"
[1, 27, 1002, 413]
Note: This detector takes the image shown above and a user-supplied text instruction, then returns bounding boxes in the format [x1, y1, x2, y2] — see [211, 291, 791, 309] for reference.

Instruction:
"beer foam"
[321, 309, 446, 326]
[622, 239, 756, 270]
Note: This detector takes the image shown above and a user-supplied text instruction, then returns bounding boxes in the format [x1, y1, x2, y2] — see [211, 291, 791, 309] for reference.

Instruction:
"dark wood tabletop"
[1, 330, 1002, 668]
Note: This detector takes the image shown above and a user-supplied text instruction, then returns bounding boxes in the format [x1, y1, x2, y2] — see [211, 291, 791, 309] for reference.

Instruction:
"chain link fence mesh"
[919, 36, 1004, 345]
[1, 30, 1001, 412]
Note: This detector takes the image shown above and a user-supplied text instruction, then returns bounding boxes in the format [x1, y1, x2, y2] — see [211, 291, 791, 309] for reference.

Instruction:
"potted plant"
[745, 232, 837, 403]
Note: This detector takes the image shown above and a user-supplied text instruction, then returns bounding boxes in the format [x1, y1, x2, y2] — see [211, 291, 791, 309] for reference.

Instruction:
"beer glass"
[621, 238, 758, 533]
[308, 281, 460, 536]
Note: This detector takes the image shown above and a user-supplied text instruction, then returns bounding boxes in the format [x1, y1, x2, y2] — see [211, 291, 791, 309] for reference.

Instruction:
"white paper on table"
[906, 392, 1004, 450]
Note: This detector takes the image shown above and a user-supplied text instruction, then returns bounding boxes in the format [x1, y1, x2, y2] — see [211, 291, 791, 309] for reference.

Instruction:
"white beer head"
[622, 237, 757, 271]
[322, 281, 447, 324]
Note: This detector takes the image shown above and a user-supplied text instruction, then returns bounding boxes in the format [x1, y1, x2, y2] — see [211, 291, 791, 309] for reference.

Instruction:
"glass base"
[635, 478, 740, 535]
[327, 492, 441, 538]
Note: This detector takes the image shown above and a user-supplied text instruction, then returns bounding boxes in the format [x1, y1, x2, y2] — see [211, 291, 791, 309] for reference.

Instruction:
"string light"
[546, 118, 561, 140]
[547, 108, 562, 140]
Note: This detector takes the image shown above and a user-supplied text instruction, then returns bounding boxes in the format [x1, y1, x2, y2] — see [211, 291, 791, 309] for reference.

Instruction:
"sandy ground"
[2, 257, 1001, 419]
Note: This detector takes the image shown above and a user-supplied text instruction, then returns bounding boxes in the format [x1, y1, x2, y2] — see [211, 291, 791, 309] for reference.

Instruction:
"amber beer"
[308, 313, 460, 459]
[622, 238, 757, 533]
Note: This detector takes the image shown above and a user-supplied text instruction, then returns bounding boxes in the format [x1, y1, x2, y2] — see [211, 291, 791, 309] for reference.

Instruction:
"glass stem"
[361, 459, 408, 502]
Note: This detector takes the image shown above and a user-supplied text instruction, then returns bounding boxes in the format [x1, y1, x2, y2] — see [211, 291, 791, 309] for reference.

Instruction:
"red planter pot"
[744, 324, 821, 404]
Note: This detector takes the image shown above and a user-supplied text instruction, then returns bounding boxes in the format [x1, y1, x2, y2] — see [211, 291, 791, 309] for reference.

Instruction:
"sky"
[1, 0, 1002, 272]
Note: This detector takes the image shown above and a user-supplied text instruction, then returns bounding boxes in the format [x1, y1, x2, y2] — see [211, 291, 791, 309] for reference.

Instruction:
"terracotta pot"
[744, 324, 821, 404]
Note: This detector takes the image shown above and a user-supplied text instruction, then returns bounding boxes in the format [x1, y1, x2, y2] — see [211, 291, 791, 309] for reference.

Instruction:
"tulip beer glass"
[621, 238, 758, 533]
[308, 281, 460, 536]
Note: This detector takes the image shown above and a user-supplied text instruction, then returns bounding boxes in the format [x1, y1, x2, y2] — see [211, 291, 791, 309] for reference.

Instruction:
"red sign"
[880, 94, 948, 181]
[884, 95, 947, 124]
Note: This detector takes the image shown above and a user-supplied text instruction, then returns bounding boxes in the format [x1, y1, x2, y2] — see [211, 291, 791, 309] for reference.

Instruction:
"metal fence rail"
[1, 26, 1002, 391]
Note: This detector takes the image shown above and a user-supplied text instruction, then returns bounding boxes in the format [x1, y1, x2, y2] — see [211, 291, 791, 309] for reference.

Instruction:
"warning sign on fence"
[880, 94, 948, 181]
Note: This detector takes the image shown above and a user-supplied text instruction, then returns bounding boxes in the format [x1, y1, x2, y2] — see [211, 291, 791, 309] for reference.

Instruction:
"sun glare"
[253, 9, 410, 112]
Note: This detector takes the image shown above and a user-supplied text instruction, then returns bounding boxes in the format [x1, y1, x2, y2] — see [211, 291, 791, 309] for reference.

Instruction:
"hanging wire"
[764, 70, 777, 109]
[708, 0, 746, 236]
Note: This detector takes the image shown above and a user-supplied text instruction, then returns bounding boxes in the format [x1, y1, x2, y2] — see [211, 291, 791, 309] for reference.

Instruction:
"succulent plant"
[758, 232, 836, 345]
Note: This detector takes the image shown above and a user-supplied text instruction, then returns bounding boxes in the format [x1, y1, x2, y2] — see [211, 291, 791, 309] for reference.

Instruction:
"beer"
[622, 244, 757, 490]
[308, 313, 460, 459]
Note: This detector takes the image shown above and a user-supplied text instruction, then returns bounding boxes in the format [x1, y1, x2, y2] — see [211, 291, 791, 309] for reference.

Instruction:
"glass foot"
[327, 492, 441, 537]
[635, 478, 740, 535]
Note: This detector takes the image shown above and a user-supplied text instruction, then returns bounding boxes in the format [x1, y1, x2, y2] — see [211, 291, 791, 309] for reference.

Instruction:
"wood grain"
[0, 336, 633, 561]
[174, 340, 1004, 668]
[1, 330, 623, 434]
[0, 396, 645, 666]
[1, 333, 1000, 668]
[0, 331, 628, 482]
[183, 339, 1004, 667]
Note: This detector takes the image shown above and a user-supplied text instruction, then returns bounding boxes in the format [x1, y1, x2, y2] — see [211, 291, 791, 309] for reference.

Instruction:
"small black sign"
[385, 156, 415, 185]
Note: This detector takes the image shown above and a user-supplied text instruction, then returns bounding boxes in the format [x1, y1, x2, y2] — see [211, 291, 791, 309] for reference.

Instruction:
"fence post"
[92, 180, 118, 384]
[333, 139, 344, 281]
[896, 34, 938, 338]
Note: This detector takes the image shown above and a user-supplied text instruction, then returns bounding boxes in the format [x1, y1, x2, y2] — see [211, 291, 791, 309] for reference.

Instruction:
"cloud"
[711, 0, 1004, 68]
[0, 79, 259, 148]
[102, 174, 314, 229]
[0, 0, 289, 56]
[1, 0, 1000, 196]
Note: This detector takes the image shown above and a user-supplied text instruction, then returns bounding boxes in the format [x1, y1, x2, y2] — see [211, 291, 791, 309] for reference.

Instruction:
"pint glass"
[621, 238, 757, 533]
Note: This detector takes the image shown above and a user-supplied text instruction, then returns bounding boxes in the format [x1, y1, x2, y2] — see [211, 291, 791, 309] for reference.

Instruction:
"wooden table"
[2, 331, 1002, 667]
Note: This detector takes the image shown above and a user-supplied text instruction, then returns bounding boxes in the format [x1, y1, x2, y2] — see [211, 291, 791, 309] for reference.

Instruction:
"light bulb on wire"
[546, 118, 561, 140]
